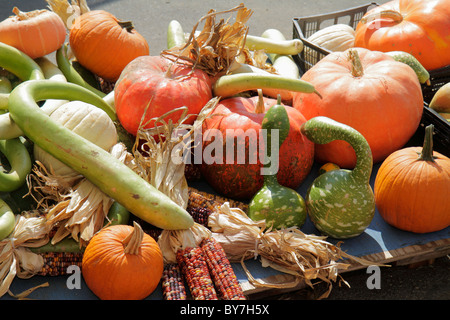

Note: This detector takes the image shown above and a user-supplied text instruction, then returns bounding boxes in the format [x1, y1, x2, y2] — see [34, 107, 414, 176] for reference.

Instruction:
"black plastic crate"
[292, 3, 450, 104]
[405, 106, 450, 158]
[292, 2, 378, 73]
[422, 65, 450, 104]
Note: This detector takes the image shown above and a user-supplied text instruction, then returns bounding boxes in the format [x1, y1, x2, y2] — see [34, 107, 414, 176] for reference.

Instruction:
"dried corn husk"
[161, 4, 255, 77]
[158, 223, 212, 264]
[208, 202, 384, 299]
[135, 100, 220, 263]
[46, 0, 90, 29]
[133, 97, 219, 210]
[29, 142, 135, 248]
[45, 178, 113, 246]
[0, 215, 51, 298]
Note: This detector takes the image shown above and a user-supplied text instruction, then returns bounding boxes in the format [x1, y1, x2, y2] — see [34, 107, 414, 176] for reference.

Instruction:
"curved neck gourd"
[301, 116, 372, 183]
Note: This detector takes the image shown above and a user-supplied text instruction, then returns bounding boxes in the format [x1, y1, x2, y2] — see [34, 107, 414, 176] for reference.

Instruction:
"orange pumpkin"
[354, 0, 450, 71]
[374, 124, 450, 233]
[0, 7, 66, 59]
[292, 48, 423, 168]
[114, 55, 212, 136]
[82, 222, 163, 300]
[69, 10, 149, 82]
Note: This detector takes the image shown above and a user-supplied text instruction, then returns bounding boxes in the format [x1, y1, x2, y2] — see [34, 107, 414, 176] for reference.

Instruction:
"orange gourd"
[292, 47, 423, 168]
[354, 0, 450, 71]
[82, 222, 163, 300]
[69, 10, 149, 82]
[0, 7, 66, 59]
[201, 94, 314, 200]
[374, 125, 450, 233]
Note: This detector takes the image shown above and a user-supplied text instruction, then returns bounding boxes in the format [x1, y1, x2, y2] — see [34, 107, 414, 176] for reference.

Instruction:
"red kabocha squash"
[82, 222, 164, 300]
[200, 93, 314, 200]
[374, 125, 450, 233]
[0, 7, 66, 59]
[293, 48, 423, 168]
[69, 10, 149, 82]
[354, 0, 450, 71]
[114, 55, 212, 136]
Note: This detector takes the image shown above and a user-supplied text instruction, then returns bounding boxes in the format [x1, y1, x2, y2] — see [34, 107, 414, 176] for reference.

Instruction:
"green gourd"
[301, 116, 375, 239]
[248, 96, 307, 229]
[385, 51, 430, 85]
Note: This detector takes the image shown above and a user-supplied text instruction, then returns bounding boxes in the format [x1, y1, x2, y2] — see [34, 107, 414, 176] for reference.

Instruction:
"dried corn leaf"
[0, 215, 50, 298]
[46, 0, 90, 29]
[46, 178, 113, 246]
[161, 4, 254, 77]
[158, 223, 212, 264]
[133, 97, 219, 209]
[26, 161, 82, 210]
[30, 142, 134, 248]
[208, 202, 384, 299]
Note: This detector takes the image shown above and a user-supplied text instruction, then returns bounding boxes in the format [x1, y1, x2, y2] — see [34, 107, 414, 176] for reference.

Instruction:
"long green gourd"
[56, 44, 106, 98]
[385, 51, 430, 85]
[301, 116, 375, 239]
[0, 138, 32, 192]
[8, 80, 194, 230]
[0, 41, 45, 140]
[248, 96, 307, 229]
[0, 198, 15, 241]
[0, 42, 44, 82]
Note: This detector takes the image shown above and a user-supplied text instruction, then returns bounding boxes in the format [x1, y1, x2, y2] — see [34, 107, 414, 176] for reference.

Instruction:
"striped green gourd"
[301, 116, 375, 239]
[247, 96, 307, 229]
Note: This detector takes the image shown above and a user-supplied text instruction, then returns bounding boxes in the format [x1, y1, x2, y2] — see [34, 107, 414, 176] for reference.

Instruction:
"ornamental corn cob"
[161, 263, 187, 300]
[200, 237, 246, 300]
[38, 252, 83, 276]
[176, 246, 218, 300]
[186, 188, 248, 227]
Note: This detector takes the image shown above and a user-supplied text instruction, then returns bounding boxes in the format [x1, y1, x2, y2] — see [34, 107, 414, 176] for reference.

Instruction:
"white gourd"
[307, 24, 355, 52]
[34, 101, 118, 177]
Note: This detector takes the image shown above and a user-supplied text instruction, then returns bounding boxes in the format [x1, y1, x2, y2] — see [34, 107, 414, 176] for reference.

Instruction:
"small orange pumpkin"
[374, 124, 450, 233]
[69, 10, 149, 81]
[0, 7, 66, 59]
[82, 222, 163, 300]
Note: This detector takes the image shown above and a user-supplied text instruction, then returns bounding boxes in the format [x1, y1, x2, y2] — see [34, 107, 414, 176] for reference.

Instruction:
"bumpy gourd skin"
[248, 101, 307, 230]
[301, 116, 375, 239]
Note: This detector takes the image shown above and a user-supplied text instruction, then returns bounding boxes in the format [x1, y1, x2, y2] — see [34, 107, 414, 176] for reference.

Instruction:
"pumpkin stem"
[348, 49, 364, 78]
[12, 7, 42, 20]
[254, 89, 265, 114]
[418, 124, 436, 162]
[123, 221, 144, 255]
[360, 9, 403, 25]
[118, 20, 135, 33]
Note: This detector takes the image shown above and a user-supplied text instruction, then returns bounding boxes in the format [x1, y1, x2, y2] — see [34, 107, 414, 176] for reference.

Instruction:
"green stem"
[118, 20, 135, 33]
[348, 49, 364, 78]
[418, 124, 435, 162]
